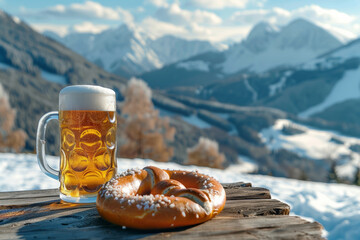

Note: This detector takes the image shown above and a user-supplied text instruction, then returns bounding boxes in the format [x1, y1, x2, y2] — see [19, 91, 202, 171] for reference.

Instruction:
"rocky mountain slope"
[141, 18, 342, 89]
[191, 37, 360, 136]
[46, 25, 219, 77]
[0, 10, 128, 153]
[222, 19, 341, 74]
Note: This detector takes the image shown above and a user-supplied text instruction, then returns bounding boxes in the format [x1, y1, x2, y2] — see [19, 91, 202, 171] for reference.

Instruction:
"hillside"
[0, 10, 128, 153]
[0, 10, 289, 180]
[141, 18, 342, 90]
[47, 25, 219, 77]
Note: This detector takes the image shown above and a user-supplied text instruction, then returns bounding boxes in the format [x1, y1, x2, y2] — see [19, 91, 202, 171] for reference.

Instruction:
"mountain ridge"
[141, 18, 343, 90]
[45, 25, 220, 77]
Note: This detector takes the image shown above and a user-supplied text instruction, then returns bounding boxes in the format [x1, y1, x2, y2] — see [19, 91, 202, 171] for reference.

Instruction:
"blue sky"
[1, 0, 359, 42]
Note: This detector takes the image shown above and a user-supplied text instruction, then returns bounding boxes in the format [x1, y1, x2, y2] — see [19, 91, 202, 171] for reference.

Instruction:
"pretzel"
[96, 166, 226, 229]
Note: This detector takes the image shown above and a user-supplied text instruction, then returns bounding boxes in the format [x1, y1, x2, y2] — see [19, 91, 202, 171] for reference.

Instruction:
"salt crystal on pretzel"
[96, 166, 226, 229]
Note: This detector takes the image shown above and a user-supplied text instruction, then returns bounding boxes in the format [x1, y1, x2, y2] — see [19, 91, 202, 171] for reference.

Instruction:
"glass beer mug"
[36, 85, 117, 203]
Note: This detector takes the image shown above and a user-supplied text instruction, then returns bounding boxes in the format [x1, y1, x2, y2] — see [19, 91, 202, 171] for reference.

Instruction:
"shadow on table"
[4, 200, 194, 239]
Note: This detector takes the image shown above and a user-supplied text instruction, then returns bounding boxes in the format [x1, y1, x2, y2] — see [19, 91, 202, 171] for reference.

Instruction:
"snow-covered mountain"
[222, 18, 342, 74]
[141, 18, 342, 89]
[45, 25, 219, 77]
[295, 38, 360, 118]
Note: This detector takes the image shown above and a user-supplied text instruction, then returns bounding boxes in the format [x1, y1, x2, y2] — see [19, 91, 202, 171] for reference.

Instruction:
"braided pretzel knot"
[96, 166, 226, 229]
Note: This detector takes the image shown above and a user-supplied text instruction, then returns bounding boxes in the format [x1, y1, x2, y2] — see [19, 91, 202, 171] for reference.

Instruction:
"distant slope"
[141, 18, 342, 90]
[141, 51, 225, 89]
[222, 19, 341, 74]
[0, 10, 127, 153]
[47, 25, 219, 77]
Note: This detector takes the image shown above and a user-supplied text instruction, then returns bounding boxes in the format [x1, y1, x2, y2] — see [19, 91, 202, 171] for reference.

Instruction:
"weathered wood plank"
[0, 212, 323, 240]
[0, 182, 252, 200]
[0, 182, 323, 239]
[223, 199, 290, 216]
[0, 198, 288, 225]
[144, 216, 324, 240]
[225, 187, 271, 200]
[0, 182, 263, 206]
[222, 182, 252, 188]
[0, 189, 58, 199]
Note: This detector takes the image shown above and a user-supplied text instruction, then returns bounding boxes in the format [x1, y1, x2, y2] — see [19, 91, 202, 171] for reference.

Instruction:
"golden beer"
[37, 85, 117, 203]
[59, 110, 117, 199]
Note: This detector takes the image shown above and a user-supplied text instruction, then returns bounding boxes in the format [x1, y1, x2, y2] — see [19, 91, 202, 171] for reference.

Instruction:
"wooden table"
[0, 182, 324, 239]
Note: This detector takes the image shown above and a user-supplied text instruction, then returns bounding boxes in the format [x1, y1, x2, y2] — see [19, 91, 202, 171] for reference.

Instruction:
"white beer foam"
[59, 85, 116, 111]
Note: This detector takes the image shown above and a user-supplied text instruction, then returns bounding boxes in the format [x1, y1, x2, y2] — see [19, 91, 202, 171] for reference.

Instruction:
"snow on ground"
[0, 153, 359, 239]
[299, 66, 360, 118]
[261, 119, 360, 180]
[0, 61, 13, 70]
[222, 47, 317, 74]
[41, 70, 67, 85]
[244, 78, 258, 101]
[12, 16, 21, 24]
[228, 155, 258, 173]
[269, 70, 292, 96]
[158, 108, 212, 129]
[181, 114, 212, 129]
[176, 60, 209, 72]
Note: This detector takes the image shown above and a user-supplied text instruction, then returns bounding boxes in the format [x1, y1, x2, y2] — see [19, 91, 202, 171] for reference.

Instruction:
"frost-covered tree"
[0, 84, 27, 152]
[118, 78, 175, 162]
[186, 137, 225, 169]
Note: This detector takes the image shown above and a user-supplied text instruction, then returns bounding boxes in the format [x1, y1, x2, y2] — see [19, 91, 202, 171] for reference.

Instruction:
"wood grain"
[0, 182, 324, 239]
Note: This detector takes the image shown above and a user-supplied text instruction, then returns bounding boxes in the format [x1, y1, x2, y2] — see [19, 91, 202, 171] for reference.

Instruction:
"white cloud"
[187, 0, 249, 9]
[30, 21, 111, 36]
[147, 0, 169, 8]
[116, 7, 134, 24]
[145, 2, 229, 42]
[188, 25, 251, 42]
[316, 22, 357, 43]
[137, 7, 145, 13]
[21, 1, 133, 22]
[20, 2, 360, 44]
[140, 17, 187, 38]
[31, 24, 69, 37]
[155, 2, 222, 25]
[230, 7, 290, 25]
[255, 0, 267, 8]
[140, 17, 249, 42]
[69, 21, 110, 34]
[293, 5, 356, 25]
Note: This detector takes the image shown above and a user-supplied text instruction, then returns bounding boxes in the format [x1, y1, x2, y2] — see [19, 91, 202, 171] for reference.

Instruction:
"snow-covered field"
[176, 60, 210, 72]
[299, 66, 360, 118]
[0, 153, 359, 239]
[261, 119, 360, 181]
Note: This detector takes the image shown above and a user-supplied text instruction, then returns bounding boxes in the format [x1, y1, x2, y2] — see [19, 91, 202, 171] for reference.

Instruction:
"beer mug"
[36, 85, 117, 203]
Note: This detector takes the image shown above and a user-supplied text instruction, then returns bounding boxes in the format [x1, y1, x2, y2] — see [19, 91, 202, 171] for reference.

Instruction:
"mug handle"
[36, 111, 59, 180]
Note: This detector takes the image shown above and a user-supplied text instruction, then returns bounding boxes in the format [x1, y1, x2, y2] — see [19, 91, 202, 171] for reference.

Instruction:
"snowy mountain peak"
[48, 24, 219, 77]
[221, 18, 342, 74]
[247, 21, 277, 40]
[286, 18, 315, 29]
[277, 18, 341, 51]
[244, 21, 278, 53]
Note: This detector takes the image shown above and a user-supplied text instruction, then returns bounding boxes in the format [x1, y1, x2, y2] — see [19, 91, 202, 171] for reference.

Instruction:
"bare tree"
[186, 137, 225, 169]
[353, 167, 360, 186]
[0, 84, 27, 152]
[118, 78, 175, 162]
